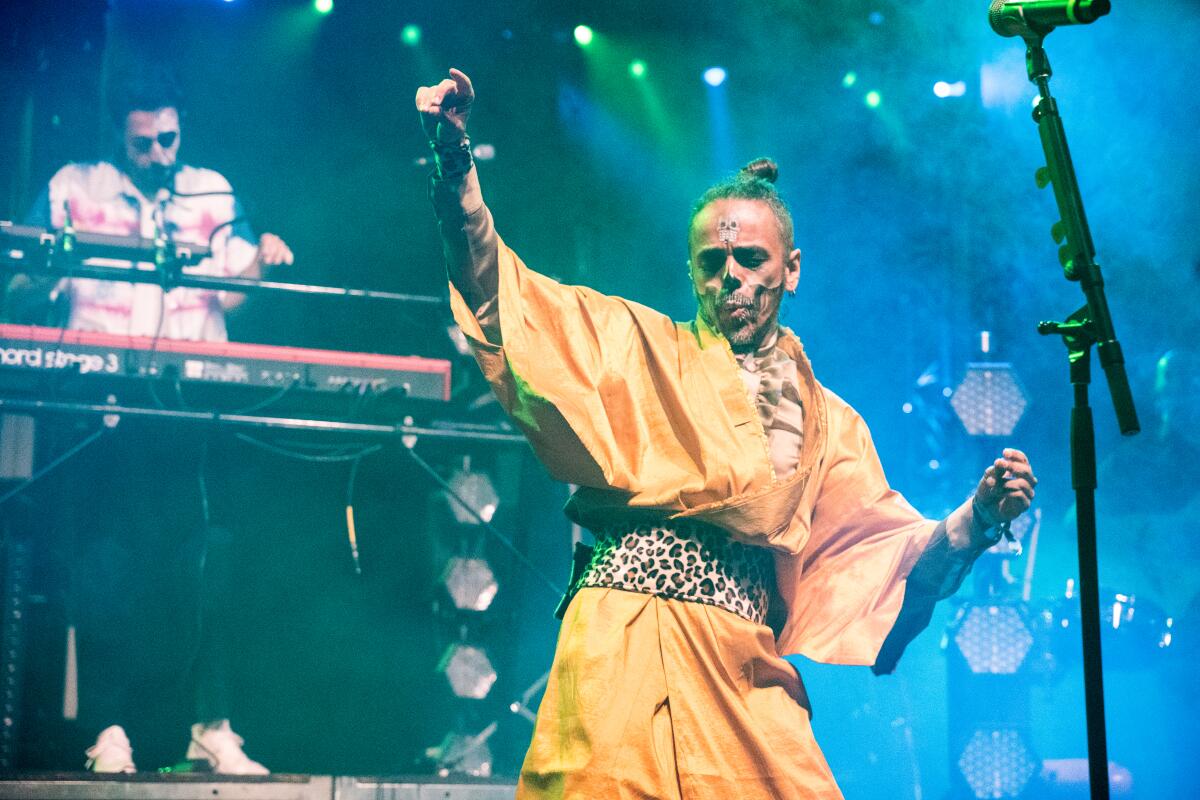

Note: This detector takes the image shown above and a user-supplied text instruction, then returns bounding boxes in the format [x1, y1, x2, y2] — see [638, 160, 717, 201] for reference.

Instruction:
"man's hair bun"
[739, 158, 779, 184]
[690, 156, 793, 249]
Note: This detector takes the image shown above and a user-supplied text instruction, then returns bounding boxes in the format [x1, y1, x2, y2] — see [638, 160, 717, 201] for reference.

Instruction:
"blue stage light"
[934, 81, 968, 98]
[703, 67, 727, 87]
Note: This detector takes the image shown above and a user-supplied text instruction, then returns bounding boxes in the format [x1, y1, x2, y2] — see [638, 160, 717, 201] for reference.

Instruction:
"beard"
[122, 159, 176, 196]
[715, 287, 782, 352]
[141, 163, 175, 190]
[719, 293, 758, 345]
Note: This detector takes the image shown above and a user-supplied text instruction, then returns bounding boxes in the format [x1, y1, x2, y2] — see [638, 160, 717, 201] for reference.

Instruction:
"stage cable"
[0, 427, 107, 508]
[400, 443, 563, 599]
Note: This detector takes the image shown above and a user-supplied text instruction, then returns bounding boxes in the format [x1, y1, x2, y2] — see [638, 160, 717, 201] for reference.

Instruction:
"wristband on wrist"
[431, 136, 473, 179]
[971, 496, 1014, 549]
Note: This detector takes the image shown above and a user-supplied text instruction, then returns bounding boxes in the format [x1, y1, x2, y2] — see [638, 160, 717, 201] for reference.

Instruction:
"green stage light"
[842, 71, 858, 88]
[401, 24, 421, 46]
[314, 0, 333, 14]
[629, 60, 647, 78]
[865, 90, 882, 108]
[574, 25, 594, 46]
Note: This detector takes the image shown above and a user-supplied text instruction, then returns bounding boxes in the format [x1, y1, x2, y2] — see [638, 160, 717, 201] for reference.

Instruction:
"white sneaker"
[84, 725, 136, 773]
[185, 720, 269, 775]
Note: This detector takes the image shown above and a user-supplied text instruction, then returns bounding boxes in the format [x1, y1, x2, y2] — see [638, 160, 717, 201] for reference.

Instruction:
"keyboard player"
[4, 71, 292, 340]
[2, 67, 290, 774]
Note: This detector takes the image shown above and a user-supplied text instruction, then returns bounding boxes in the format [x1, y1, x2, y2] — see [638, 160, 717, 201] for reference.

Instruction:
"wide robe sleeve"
[446, 238, 775, 510]
[773, 391, 940, 665]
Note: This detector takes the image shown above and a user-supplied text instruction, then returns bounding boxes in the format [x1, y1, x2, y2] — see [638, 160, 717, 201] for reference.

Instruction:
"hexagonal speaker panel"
[951, 362, 1029, 436]
[957, 728, 1037, 799]
[953, 605, 1034, 674]
[442, 557, 498, 612]
[438, 643, 496, 699]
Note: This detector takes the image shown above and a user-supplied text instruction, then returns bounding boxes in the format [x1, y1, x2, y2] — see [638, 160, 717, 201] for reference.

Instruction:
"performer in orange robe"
[417, 69, 1037, 800]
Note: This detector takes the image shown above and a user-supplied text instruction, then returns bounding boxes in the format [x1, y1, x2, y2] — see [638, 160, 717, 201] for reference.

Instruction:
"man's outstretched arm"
[417, 68, 501, 343]
[874, 448, 1038, 674]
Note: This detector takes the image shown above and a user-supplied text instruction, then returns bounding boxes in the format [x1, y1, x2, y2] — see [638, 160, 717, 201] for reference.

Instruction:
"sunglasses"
[129, 131, 178, 153]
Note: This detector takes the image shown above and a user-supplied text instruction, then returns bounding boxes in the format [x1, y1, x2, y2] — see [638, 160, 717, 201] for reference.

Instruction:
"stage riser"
[0, 776, 517, 800]
[335, 778, 515, 800]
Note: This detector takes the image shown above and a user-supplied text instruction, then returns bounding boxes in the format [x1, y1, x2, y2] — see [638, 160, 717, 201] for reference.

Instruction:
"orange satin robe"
[441, 173, 939, 798]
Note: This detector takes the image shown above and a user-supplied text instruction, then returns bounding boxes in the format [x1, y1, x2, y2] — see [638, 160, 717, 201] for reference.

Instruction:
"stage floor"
[0, 773, 517, 799]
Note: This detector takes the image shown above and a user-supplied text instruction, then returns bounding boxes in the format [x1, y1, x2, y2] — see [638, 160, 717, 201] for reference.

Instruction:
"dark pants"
[53, 420, 233, 762]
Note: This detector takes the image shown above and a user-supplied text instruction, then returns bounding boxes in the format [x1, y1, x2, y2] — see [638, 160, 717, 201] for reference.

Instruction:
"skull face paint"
[688, 198, 801, 354]
[718, 216, 740, 245]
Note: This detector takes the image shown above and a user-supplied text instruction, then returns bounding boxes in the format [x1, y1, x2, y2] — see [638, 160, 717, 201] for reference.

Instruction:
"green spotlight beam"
[632, 69, 673, 143]
[574, 30, 685, 169]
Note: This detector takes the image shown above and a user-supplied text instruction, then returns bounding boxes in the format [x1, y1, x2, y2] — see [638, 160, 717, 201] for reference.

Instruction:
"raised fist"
[416, 68, 474, 145]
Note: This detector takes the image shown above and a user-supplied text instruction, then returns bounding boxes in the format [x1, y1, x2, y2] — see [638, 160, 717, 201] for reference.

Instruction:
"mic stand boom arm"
[1024, 34, 1140, 800]
[1027, 43, 1137, 433]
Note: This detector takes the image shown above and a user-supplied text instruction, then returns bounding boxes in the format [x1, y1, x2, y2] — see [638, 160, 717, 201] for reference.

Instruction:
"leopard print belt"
[577, 522, 774, 626]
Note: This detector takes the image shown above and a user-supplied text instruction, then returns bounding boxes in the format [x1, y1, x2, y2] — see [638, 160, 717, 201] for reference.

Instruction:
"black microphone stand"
[1021, 32, 1140, 800]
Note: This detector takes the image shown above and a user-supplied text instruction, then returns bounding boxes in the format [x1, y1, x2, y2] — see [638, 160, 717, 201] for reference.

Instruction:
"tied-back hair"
[689, 157, 795, 250]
